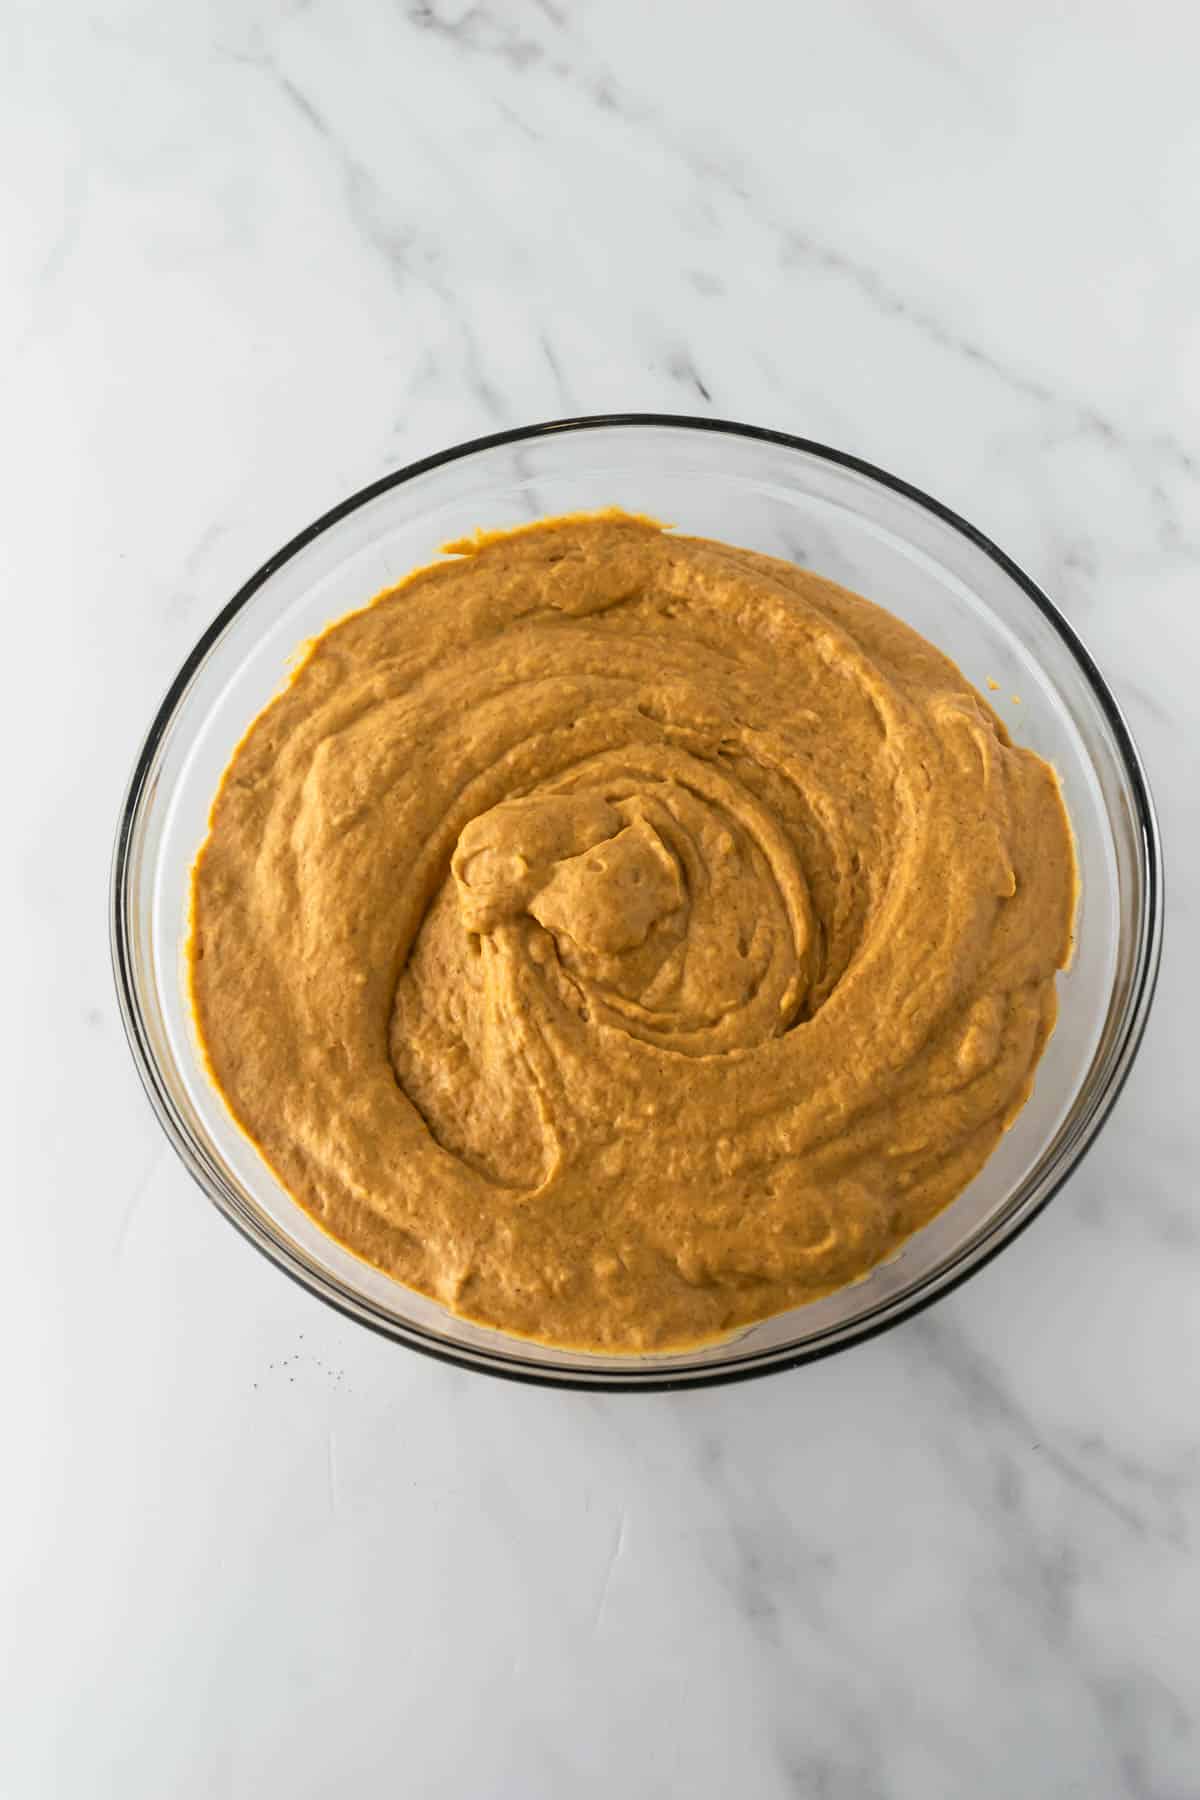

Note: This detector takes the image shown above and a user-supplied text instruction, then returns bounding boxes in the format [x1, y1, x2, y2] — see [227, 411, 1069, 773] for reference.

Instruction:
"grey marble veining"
[3, 1, 1197, 1795]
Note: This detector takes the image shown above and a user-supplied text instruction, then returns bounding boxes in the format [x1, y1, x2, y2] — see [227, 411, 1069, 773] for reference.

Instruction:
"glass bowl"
[111, 415, 1162, 1390]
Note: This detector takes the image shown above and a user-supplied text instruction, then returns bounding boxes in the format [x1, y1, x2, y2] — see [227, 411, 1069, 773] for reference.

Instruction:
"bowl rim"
[110, 412, 1164, 1392]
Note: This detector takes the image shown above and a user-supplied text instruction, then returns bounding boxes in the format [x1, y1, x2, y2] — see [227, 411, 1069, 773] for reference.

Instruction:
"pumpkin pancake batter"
[189, 513, 1076, 1351]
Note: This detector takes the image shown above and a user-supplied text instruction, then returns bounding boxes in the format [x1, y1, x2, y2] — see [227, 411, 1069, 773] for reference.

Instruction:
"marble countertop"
[5, 2, 1197, 1794]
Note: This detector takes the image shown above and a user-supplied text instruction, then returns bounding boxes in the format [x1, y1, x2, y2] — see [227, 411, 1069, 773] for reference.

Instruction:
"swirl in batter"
[190, 513, 1076, 1350]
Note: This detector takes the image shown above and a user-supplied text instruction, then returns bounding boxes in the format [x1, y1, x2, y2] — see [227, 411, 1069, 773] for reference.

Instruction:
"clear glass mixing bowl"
[111, 416, 1162, 1389]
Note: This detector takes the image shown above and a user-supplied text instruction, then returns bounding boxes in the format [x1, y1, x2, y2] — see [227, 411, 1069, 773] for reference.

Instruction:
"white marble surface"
[4, 2, 1198, 1794]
